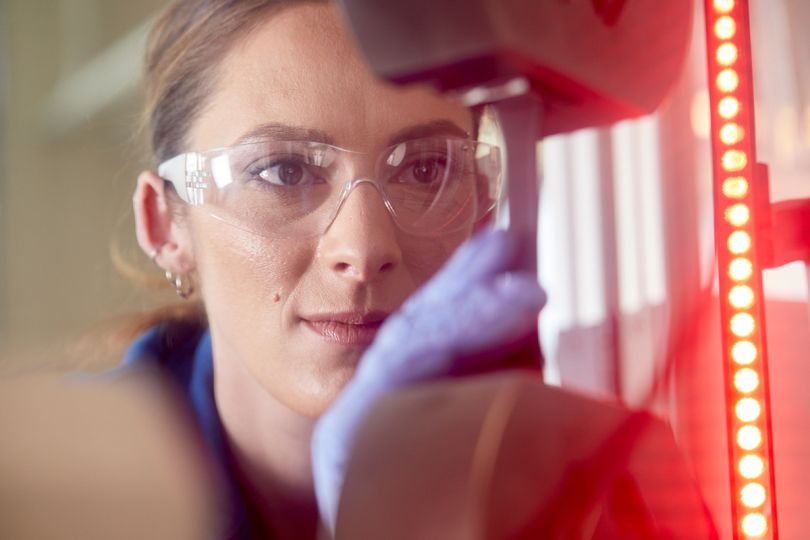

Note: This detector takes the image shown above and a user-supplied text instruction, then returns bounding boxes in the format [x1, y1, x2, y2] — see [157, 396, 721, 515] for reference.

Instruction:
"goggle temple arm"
[157, 153, 193, 203]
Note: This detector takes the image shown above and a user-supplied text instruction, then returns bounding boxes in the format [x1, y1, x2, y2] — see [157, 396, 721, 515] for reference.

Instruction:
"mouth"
[301, 310, 389, 347]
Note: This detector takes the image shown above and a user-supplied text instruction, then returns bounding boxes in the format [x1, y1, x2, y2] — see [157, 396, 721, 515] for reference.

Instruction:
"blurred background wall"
[0, 0, 168, 371]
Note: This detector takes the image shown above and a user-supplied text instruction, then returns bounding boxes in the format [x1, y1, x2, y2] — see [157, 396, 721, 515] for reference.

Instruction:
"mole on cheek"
[273, 292, 281, 303]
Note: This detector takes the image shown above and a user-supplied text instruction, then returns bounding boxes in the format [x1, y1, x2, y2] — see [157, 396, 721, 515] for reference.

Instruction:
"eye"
[261, 161, 304, 185]
[396, 157, 448, 185]
[250, 157, 322, 186]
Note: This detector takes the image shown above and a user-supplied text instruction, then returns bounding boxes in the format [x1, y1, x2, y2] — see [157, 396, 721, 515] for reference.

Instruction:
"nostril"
[331, 260, 395, 280]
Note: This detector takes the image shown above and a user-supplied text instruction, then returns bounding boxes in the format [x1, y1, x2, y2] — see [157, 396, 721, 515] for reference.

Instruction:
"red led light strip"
[703, 0, 778, 538]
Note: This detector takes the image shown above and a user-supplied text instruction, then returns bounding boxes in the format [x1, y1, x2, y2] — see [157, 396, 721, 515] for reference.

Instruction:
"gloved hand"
[311, 228, 547, 533]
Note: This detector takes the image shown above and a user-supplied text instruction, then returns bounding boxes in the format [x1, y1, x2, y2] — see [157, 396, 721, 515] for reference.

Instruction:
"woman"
[129, 0, 544, 538]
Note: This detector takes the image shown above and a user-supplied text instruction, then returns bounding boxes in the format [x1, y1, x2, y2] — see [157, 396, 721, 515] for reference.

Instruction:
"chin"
[279, 363, 359, 419]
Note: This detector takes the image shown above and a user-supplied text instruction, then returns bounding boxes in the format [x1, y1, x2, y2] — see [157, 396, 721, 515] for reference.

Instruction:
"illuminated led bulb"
[735, 368, 759, 393]
[736, 397, 761, 422]
[716, 43, 738, 66]
[741, 512, 767, 538]
[729, 284, 754, 308]
[732, 341, 758, 364]
[739, 454, 765, 479]
[728, 231, 752, 254]
[741, 482, 767, 508]
[722, 149, 748, 171]
[717, 69, 740, 92]
[720, 123, 745, 145]
[719, 96, 741, 118]
[737, 425, 763, 450]
[714, 16, 737, 40]
[729, 257, 753, 281]
[731, 313, 756, 338]
[714, 0, 734, 13]
[725, 204, 750, 227]
[723, 177, 749, 198]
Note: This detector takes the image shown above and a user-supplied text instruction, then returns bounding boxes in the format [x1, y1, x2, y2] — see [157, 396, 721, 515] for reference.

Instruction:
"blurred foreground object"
[0, 374, 217, 540]
[337, 0, 692, 134]
[336, 372, 715, 539]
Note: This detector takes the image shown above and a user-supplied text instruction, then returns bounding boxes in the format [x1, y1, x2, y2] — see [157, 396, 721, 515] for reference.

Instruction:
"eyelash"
[245, 157, 326, 186]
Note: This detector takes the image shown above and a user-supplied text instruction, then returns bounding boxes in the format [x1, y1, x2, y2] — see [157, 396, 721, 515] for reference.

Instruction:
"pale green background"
[0, 0, 169, 369]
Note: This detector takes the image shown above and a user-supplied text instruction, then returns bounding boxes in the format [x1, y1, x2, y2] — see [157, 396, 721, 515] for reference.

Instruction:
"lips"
[302, 311, 389, 346]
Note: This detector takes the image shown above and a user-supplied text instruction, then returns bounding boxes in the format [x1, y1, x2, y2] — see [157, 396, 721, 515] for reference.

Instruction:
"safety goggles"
[158, 136, 503, 238]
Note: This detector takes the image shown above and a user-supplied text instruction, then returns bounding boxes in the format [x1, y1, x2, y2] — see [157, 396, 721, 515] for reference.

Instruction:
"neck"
[212, 341, 321, 540]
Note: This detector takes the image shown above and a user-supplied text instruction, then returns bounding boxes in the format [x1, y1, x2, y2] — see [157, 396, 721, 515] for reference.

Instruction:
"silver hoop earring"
[150, 248, 194, 299]
[165, 269, 194, 299]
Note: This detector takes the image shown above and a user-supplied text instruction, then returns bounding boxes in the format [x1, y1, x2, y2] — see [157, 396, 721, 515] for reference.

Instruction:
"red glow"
[703, 0, 778, 537]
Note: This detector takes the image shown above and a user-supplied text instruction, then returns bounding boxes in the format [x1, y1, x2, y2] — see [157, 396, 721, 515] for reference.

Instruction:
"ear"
[133, 170, 195, 273]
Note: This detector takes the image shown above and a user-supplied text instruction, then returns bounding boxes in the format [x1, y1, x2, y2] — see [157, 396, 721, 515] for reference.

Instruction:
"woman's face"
[183, 3, 474, 416]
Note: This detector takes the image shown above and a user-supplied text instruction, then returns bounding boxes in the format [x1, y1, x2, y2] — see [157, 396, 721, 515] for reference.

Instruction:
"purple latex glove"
[311, 228, 547, 533]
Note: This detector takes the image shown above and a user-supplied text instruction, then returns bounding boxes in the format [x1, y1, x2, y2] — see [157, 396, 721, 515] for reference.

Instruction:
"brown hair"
[73, 0, 324, 369]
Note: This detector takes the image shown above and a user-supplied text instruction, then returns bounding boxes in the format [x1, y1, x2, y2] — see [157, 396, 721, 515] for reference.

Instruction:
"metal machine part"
[336, 0, 692, 135]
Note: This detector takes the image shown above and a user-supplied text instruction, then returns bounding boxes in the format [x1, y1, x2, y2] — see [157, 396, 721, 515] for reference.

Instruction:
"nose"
[318, 181, 402, 283]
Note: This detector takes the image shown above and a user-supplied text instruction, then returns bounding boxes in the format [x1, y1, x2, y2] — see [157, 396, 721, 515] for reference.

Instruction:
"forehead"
[189, 3, 472, 152]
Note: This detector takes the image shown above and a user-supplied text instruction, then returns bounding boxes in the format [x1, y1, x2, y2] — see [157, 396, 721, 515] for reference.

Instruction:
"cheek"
[190, 215, 311, 333]
[400, 229, 471, 287]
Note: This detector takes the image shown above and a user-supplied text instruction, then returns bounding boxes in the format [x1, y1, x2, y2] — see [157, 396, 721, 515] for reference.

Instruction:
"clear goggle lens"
[159, 137, 502, 238]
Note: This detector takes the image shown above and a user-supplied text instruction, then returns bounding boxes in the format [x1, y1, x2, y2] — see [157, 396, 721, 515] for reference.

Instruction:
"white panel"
[539, 135, 574, 386]
[763, 262, 810, 301]
[637, 115, 668, 305]
[611, 121, 643, 313]
[539, 136, 575, 329]
[569, 129, 606, 325]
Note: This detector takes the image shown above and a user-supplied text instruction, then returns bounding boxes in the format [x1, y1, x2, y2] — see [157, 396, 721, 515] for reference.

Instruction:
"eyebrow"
[231, 119, 471, 148]
[385, 119, 471, 146]
[232, 124, 336, 146]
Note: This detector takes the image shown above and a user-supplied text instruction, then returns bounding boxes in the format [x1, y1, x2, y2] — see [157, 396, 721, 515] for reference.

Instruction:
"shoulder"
[118, 320, 209, 387]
